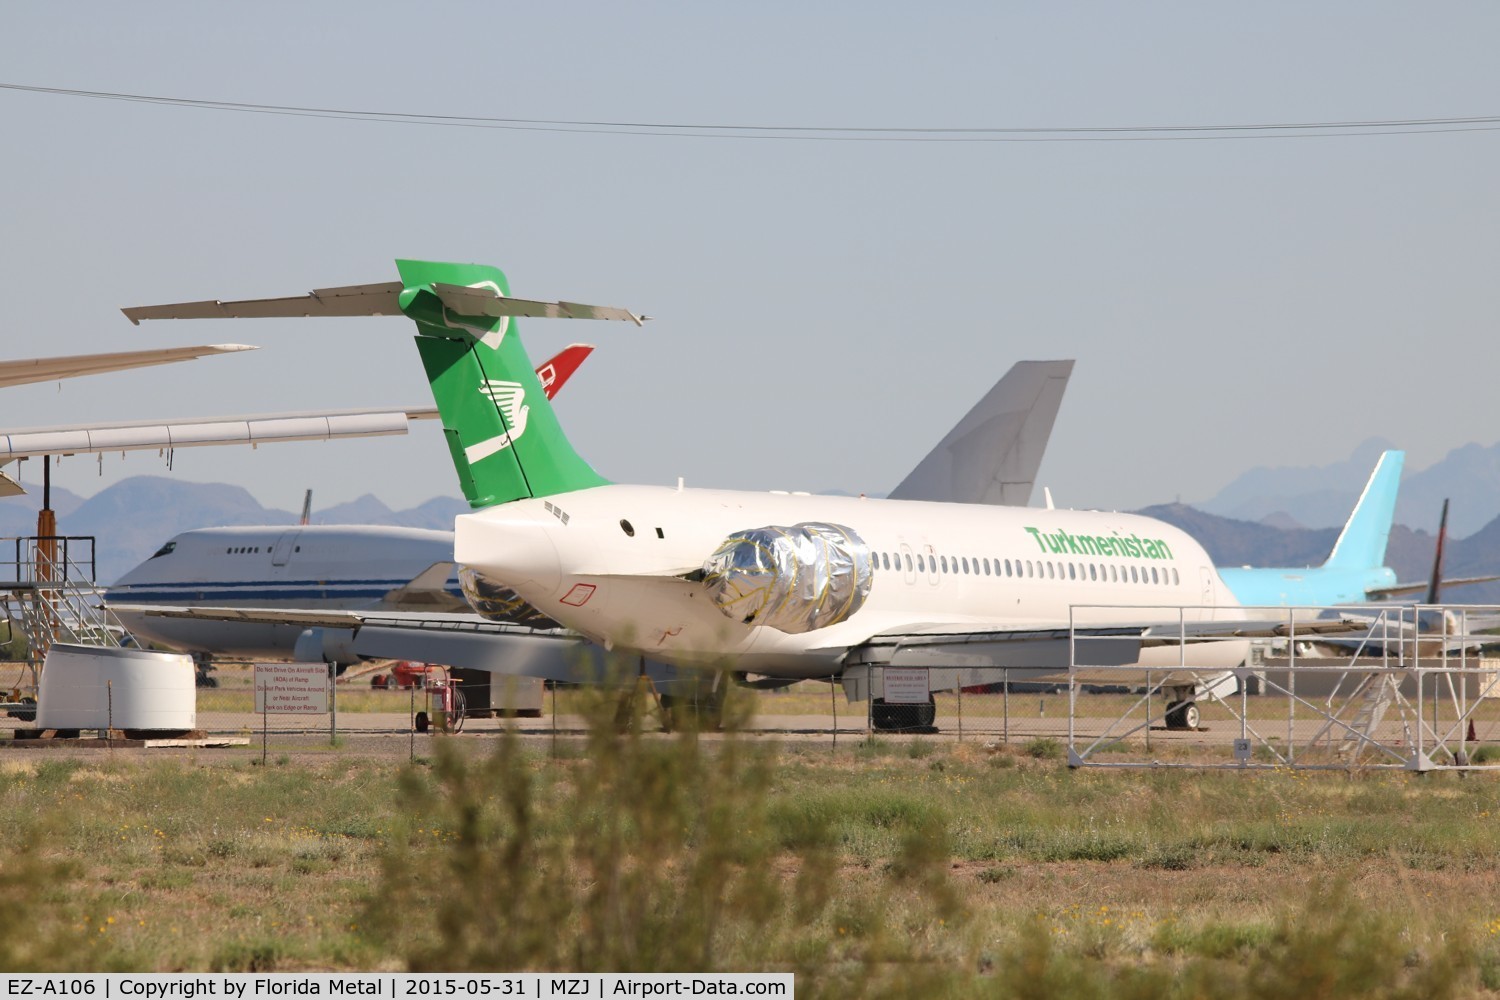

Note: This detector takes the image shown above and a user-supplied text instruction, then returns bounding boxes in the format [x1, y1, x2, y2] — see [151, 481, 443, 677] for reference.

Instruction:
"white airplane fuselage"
[456, 484, 1249, 678]
[108, 525, 457, 660]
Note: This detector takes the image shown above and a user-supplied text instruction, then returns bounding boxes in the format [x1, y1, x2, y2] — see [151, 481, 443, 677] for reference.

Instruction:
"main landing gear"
[1164, 688, 1200, 731]
[658, 673, 728, 732]
[870, 696, 937, 733]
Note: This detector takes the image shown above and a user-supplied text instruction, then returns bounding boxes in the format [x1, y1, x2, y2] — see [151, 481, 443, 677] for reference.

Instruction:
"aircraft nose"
[457, 516, 562, 596]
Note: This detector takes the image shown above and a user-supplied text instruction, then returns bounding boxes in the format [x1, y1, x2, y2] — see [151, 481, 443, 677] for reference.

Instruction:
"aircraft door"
[899, 542, 916, 585]
[271, 530, 301, 567]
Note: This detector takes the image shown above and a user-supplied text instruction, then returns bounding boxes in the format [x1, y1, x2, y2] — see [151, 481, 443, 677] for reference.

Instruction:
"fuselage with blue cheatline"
[107, 524, 460, 661]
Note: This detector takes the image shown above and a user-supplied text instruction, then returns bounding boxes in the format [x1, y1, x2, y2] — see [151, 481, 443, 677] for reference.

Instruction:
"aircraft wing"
[377, 561, 468, 612]
[847, 617, 1367, 671]
[889, 359, 1073, 506]
[0, 405, 439, 467]
[0, 343, 256, 389]
[123, 282, 647, 326]
[1366, 575, 1500, 600]
[109, 604, 604, 683]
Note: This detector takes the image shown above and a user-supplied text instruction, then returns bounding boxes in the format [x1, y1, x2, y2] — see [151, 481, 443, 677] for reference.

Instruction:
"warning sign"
[254, 663, 329, 714]
[884, 667, 931, 704]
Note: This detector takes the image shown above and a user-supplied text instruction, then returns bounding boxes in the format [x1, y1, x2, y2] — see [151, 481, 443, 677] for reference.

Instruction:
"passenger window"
[917, 555, 925, 572]
[1088, 564, 1097, 581]
[1130, 566, 1139, 583]
[982, 558, 991, 576]
[881, 552, 890, 570]
[904, 553, 913, 572]
[1067, 563, 1076, 580]
[620, 519, 636, 537]
[1172, 568, 1180, 585]
[1046, 562, 1054, 579]
[961, 557, 969, 574]
[939, 555, 947, 573]
[1151, 567, 1159, 584]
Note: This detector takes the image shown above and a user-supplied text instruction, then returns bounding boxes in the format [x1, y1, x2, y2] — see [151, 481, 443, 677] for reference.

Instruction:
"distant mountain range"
[1198, 437, 1500, 537]
[2, 476, 467, 584]
[7, 456, 1500, 602]
[1138, 504, 1500, 605]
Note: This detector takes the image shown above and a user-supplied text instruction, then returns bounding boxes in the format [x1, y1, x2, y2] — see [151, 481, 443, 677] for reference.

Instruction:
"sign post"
[254, 663, 332, 761]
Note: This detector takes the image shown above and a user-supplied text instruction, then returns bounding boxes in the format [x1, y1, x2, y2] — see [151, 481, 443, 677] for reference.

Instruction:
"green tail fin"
[395, 259, 607, 508]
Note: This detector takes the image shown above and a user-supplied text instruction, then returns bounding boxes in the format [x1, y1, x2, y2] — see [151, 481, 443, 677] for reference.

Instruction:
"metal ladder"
[1335, 671, 1409, 760]
[0, 536, 122, 662]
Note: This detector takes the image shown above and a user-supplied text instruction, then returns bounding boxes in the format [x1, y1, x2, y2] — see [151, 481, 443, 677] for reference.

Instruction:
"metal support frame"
[1065, 603, 1500, 773]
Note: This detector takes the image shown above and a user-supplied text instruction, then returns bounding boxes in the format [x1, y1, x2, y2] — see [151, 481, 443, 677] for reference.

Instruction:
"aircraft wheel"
[414, 711, 430, 733]
[1165, 701, 1199, 731]
[659, 680, 725, 732]
[871, 697, 936, 732]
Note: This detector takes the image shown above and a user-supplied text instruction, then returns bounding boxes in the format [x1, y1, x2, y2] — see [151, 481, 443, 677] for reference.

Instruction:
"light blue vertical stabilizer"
[1216, 449, 1405, 607]
[1322, 450, 1404, 570]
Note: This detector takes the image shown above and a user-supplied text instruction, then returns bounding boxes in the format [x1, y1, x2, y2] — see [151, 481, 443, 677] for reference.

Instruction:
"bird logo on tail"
[464, 380, 529, 463]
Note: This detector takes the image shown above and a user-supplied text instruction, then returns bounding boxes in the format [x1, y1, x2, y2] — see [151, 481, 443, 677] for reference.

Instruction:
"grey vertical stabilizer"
[888, 360, 1074, 506]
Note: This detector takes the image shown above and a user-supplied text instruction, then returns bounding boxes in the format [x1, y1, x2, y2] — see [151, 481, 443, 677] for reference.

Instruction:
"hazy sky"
[5, 3, 1499, 516]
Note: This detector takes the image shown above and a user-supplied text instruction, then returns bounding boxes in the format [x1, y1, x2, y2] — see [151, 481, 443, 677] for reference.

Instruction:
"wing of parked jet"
[0, 405, 439, 466]
[0, 343, 257, 389]
[888, 360, 1073, 506]
[848, 616, 1368, 669]
[377, 561, 468, 611]
[114, 601, 1368, 683]
[0, 341, 596, 495]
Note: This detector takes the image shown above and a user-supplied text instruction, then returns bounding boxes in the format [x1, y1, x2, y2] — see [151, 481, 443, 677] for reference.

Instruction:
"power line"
[5, 81, 1500, 143]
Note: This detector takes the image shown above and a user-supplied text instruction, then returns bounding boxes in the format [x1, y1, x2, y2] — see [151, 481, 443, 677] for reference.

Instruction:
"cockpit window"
[150, 541, 177, 559]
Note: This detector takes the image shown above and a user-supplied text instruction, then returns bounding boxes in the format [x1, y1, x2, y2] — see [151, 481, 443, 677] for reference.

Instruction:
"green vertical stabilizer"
[395, 259, 608, 508]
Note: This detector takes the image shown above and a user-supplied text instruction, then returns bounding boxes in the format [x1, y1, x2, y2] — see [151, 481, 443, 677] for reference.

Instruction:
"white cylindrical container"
[37, 644, 197, 731]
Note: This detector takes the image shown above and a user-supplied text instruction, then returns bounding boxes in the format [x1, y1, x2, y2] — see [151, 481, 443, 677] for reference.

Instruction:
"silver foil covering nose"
[702, 521, 874, 634]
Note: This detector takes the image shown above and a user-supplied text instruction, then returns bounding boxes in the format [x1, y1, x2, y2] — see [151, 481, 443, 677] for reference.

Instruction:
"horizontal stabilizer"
[122, 283, 404, 325]
[0, 405, 438, 464]
[430, 284, 647, 326]
[124, 282, 647, 327]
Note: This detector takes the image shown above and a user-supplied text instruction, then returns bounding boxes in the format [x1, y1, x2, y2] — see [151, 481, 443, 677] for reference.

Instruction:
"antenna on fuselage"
[300, 489, 313, 526]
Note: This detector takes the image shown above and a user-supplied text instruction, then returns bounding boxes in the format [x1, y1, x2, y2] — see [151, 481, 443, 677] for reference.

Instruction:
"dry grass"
[1, 714, 1499, 993]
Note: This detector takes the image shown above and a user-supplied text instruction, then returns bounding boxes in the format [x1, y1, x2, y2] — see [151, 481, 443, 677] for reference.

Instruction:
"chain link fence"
[8, 604, 1500, 771]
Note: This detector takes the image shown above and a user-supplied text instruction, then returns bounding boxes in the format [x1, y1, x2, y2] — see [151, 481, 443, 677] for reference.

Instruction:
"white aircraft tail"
[888, 360, 1073, 506]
